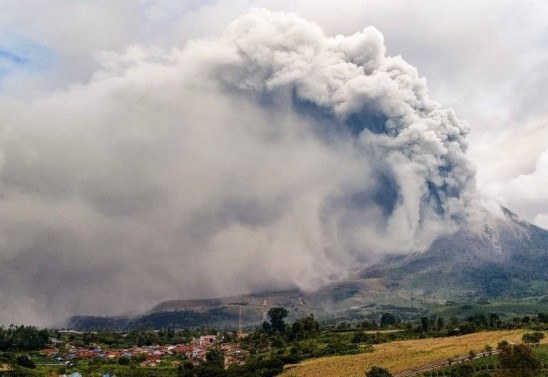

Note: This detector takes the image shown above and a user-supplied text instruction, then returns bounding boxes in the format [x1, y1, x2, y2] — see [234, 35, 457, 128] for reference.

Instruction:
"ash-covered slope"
[67, 290, 313, 330]
[67, 208, 547, 330]
[311, 208, 548, 313]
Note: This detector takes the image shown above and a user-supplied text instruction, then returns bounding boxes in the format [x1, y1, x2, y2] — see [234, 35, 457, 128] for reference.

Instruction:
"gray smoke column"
[0, 10, 477, 325]
[208, 10, 477, 251]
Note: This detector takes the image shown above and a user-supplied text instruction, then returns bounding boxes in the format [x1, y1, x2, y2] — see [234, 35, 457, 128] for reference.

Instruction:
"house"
[49, 337, 64, 345]
[173, 344, 193, 355]
[41, 347, 59, 357]
[198, 335, 217, 347]
[192, 347, 203, 359]
[140, 356, 161, 367]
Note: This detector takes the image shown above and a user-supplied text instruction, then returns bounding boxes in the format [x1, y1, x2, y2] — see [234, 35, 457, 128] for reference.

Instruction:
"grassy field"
[280, 330, 546, 377]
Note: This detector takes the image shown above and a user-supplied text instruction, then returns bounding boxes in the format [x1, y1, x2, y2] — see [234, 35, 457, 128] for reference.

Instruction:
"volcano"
[68, 207, 548, 330]
[308, 207, 548, 317]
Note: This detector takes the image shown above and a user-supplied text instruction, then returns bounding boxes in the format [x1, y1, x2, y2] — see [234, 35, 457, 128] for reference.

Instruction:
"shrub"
[497, 340, 509, 350]
[522, 332, 545, 345]
[15, 355, 35, 369]
[468, 349, 476, 360]
[366, 366, 393, 377]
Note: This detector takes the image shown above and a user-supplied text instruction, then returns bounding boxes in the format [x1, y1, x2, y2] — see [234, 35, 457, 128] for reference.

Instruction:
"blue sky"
[0, 33, 55, 86]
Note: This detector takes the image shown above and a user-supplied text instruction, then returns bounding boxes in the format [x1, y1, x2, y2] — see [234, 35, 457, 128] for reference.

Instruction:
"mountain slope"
[311, 208, 548, 315]
[67, 208, 548, 329]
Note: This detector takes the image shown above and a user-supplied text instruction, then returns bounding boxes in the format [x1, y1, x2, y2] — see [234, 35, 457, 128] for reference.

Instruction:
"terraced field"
[280, 330, 544, 377]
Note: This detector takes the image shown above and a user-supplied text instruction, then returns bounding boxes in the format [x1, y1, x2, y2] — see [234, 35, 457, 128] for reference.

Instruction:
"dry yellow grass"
[281, 330, 545, 377]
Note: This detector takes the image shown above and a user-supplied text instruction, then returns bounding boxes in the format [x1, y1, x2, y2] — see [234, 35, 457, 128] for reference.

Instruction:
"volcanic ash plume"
[206, 9, 477, 249]
[0, 10, 476, 324]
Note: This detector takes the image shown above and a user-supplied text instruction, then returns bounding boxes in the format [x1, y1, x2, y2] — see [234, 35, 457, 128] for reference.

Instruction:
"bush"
[15, 355, 35, 369]
[522, 332, 545, 345]
[497, 340, 509, 350]
[366, 366, 393, 377]
[468, 349, 476, 360]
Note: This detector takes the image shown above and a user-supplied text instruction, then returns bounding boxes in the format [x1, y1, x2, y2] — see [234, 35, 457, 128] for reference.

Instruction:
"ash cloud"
[0, 10, 477, 325]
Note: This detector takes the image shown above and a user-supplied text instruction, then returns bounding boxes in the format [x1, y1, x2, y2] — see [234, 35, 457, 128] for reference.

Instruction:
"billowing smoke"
[0, 10, 476, 325]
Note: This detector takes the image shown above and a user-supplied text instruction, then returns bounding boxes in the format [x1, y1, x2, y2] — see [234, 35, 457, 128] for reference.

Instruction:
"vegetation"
[0, 309, 546, 376]
[523, 331, 545, 345]
[365, 366, 393, 376]
[279, 330, 537, 377]
[0, 326, 49, 352]
[424, 343, 548, 377]
[498, 343, 541, 377]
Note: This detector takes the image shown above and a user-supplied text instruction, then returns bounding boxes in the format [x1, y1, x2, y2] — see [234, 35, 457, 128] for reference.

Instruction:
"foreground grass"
[280, 330, 542, 377]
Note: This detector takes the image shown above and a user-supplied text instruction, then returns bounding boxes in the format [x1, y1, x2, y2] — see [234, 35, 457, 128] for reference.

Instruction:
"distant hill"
[67, 290, 313, 330]
[67, 208, 548, 330]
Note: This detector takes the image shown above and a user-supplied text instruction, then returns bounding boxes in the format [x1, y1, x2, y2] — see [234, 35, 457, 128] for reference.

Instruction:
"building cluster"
[41, 334, 249, 369]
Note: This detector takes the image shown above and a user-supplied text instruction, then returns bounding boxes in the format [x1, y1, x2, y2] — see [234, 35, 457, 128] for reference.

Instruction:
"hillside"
[67, 208, 548, 330]
[279, 330, 545, 377]
[68, 290, 314, 330]
[309, 208, 548, 319]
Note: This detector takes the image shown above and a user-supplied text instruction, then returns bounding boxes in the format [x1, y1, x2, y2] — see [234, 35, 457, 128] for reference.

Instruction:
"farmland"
[280, 330, 543, 377]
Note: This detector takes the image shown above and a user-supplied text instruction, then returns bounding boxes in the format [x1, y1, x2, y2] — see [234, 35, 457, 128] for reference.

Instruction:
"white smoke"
[0, 10, 477, 325]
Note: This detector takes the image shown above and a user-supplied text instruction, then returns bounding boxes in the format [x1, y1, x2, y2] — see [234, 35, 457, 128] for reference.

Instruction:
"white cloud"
[0, 9, 482, 324]
[495, 151, 548, 229]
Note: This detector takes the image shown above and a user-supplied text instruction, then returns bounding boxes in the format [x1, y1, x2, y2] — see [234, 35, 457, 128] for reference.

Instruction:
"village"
[38, 332, 249, 372]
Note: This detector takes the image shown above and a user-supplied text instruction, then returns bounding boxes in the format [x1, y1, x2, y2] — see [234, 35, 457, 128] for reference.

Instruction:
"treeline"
[366, 311, 548, 337]
[62, 327, 215, 348]
[0, 326, 49, 352]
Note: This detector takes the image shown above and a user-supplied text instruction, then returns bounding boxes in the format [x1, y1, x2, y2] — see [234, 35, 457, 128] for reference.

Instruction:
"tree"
[522, 331, 544, 345]
[436, 317, 445, 331]
[0, 325, 49, 352]
[498, 344, 540, 377]
[449, 316, 459, 329]
[380, 313, 396, 328]
[468, 349, 476, 360]
[420, 317, 429, 332]
[205, 348, 224, 368]
[118, 356, 130, 365]
[271, 334, 286, 348]
[365, 366, 392, 377]
[15, 355, 35, 369]
[261, 321, 272, 335]
[300, 314, 320, 333]
[489, 313, 501, 328]
[289, 314, 320, 340]
[497, 340, 509, 350]
[268, 307, 288, 334]
[177, 361, 194, 377]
